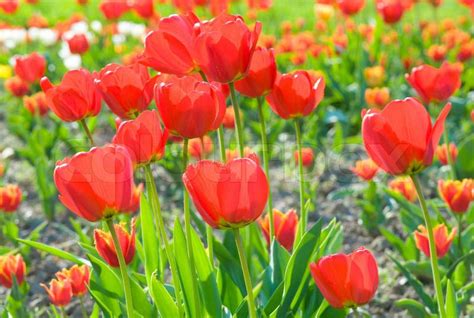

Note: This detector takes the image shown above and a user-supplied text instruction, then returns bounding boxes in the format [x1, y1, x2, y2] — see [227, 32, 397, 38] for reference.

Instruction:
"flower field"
[0, 0, 473, 317]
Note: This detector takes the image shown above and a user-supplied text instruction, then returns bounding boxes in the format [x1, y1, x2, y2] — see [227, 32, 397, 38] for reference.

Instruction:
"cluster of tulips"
[0, 0, 473, 317]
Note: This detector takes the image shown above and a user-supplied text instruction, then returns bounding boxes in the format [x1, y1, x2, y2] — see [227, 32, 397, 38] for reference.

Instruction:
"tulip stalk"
[457, 214, 463, 255]
[442, 130, 456, 180]
[79, 296, 88, 318]
[144, 165, 185, 317]
[294, 119, 307, 235]
[257, 97, 274, 238]
[105, 218, 134, 317]
[410, 175, 446, 318]
[79, 119, 95, 146]
[351, 308, 361, 318]
[233, 228, 257, 318]
[229, 82, 245, 157]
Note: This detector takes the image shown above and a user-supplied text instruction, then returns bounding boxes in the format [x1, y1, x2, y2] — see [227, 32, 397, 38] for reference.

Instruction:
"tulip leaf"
[394, 299, 433, 318]
[138, 193, 160, 287]
[17, 238, 87, 265]
[456, 135, 474, 178]
[150, 272, 179, 318]
[445, 279, 458, 318]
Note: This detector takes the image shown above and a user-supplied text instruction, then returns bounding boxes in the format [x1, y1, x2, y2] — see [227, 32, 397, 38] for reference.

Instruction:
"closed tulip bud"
[362, 98, 450, 175]
[235, 47, 277, 97]
[133, 0, 154, 19]
[56, 265, 90, 296]
[187, 136, 214, 160]
[364, 65, 385, 87]
[406, 62, 462, 103]
[0, 254, 26, 288]
[0, 0, 19, 13]
[155, 75, 226, 139]
[222, 107, 236, 129]
[389, 177, 417, 202]
[0, 184, 22, 213]
[141, 13, 200, 75]
[54, 145, 141, 222]
[67, 34, 90, 55]
[414, 224, 455, 258]
[435, 143, 457, 165]
[183, 156, 269, 228]
[41, 279, 73, 307]
[438, 179, 472, 214]
[260, 209, 298, 251]
[112, 110, 168, 167]
[364, 87, 390, 110]
[194, 14, 262, 83]
[94, 220, 136, 267]
[225, 147, 259, 164]
[99, 0, 130, 20]
[14, 52, 46, 83]
[377, 0, 405, 24]
[41, 69, 102, 122]
[351, 159, 379, 181]
[294, 147, 314, 168]
[4, 76, 29, 97]
[428, 44, 448, 62]
[96, 63, 156, 119]
[266, 71, 325, 119]
[310, 247, 378, 309]
[23, 92, 49, 116]
[337, 0, 365, 16]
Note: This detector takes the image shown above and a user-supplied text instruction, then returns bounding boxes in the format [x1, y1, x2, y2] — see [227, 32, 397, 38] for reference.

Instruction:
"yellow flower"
[0, 65, 12, 79]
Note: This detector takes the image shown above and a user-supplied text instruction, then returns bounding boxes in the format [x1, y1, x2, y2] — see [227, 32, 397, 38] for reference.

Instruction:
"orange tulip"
[94, 221, 136, 267]
[225, 147, 259, 164]
[0, 184, 22, 213]
[351, 159, 379, 181]
[438, 179, 472, 214]
[435, 143, 457, 165]
[56, 265, 90, 296]
[4, 76, 29, 97]
[388, 177, 417, 202]
[187, 136, 214, 160]
[23, 92, 49, 116]
[0, 254, 26, 288]
[364, 65, 385, 87]
[364, 87, 390, 110]
[41, 279, 73, 307]
[414, 224, 456, 258]
[260, 209, 298, 251]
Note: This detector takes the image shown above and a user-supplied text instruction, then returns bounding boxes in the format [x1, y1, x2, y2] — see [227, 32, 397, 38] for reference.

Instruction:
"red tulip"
[56, 265, 90, 296]
[41, 279, 73, 307]
[362, 98, 451, 175]
[183, 156, 269, 228]
[260, 209, 298, 251]
[0, 184, 22, 213]
[94, 220, 136, 267]
[406, 62, 462, 104]
[225, 147, 259, 164]
[351, 159, 379, 181]
[4, 76, 29, 97]
[187, 135, 214, 160]
[376, 0, 405, 24]
[132, 0, 154, 18]
[0, 0, 19, 13]
[294, 147, 314, 168]
[54, 145, 141, 222]
[172, 0, 194, 11]
[234, 47, 277, 97]
[99, 0, 130, 20]
[389, 177, 417, 202]
[112, 110, 168, 166]
[210, 0, 229, 16]
[365, 87, 390, 110]
[266, 71, 325, 119]
[155, 75, 226, 139]
[0, 254, 26, 288]
[310, 247, 378, 309]
[96, 63, 156, 119]
[222, 106, 236, 129]
[438, 179, 472, 214]
[14, 52, 46, 83]
[435, 143, 457, 165]
[41, 69, 101, 122]
[414, 224, 456, 258]
[23, 92, 49, 116]
[337, 0, 365, 16]
[67, 34, 90, 55]
[141, 13, 200, 75]
[194, 14, 262, 83]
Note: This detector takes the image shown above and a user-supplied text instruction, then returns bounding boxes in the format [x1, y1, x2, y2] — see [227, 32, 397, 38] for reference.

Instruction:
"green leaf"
[445, 280, 458, 318]
[456, 135, 474, 178]
[139, 193, 160, 286]
[150, 273, 179, 318]
[17, 238, 86, 265]
[395, 299, 432, 318]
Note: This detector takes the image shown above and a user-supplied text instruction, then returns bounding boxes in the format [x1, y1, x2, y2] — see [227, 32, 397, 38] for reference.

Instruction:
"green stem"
[233, 228, 257, 318]
[182, 139, 202, 316]
[457, 214, 463, 256]
[442, 130, 456, 180]
[294, 119, 306, 234]
[229, 82, 245, 157]
[79, 296, 88, 318]
[351, 307, 361, 318]
[217, 126, 226, 162]
[60, 306, 68, 318]
[105, 218, 134, 317]
[257, 97, 274, 239]
[410, 175, 446, 318]
[79, 119, 95, 147]
[143, 165, 184, 317]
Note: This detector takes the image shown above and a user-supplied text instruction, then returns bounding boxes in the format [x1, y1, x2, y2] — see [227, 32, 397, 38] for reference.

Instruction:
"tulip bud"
[4, 76, 29, 97]
[41, 279, 73, 307]
[94, 220, 136, 267]
[67, 34, 90, 55]
[388, 177, 417, 202]
[294, 147, 314, 168]
[187, 136, 214, 161]
[414, 224, 456, 258]
[14, 52, 46, 83]
[56, 265, 90, 296]
[438, 179, 472, 214]
[260, 209, 298, 251]
[435, 143, 458, 165]
[0, 254, 26, 288]
[23, 92, 49, 116]
[0, 184, 22, 213]
[351, 159, 379, 181]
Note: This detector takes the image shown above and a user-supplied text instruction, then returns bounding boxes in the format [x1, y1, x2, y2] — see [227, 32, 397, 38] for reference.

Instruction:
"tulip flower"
[183, 156, 269, 228]
[260, 209, 298, 251]
[351, 159, 379, 181]
[225, 147, 260, 164]
[266, 71, 325, 119]
[187, 135, 214, 160]
[54, 145, 141, 222]
[96, 63, 156, 119]
[155, 75, 226, 139]
[141, 13, 200, 75]
[23, 92, 49, 116]
[406, 62, 462, 104]
[0, 0, 19, 13]
[435, 143, 458, 165]
[94, 221, 136, 267]
[389, 177, 417, 202]
[67, 34, 90, 55]
[4, 76, 29, 97]
[414, 224, 456, 258]
[56, 265, 90, 296]
[222, 106, 236, 129]
[376, 0, 405, 24]
[41, 279, 73, 307]
[41, 69, 102, 122]
[112, 110, 168, 167]
[428, 45, 448, 62]
[364, 65, 386, 87]
[133, 0, 154, 18]
[362, 98, 451, 175]
[337, 0, 365, 16]
[0, 254, 26, 288]
[438, 179, 472, 214]
[14, 52, 46, 83]
[99, 0, 130, 20]
[194, 14, 262, 83]
[310, 247, 379, 309]
[294, 147, 314, 168]
[0, 184, 22, 213]
[365, 87, 390, 110]
[234, 47, 277, 98]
